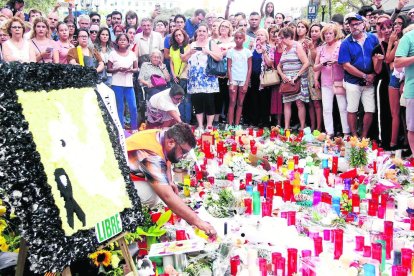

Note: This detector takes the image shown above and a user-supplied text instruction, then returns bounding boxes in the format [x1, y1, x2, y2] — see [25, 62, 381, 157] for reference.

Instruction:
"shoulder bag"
[206, 40, 227, 77]
[260, 68, 280, 87]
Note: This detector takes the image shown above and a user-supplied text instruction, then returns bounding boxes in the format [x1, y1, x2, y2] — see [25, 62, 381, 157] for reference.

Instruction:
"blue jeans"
[178, 93, 192, 123]
[112, 85, 138, 130]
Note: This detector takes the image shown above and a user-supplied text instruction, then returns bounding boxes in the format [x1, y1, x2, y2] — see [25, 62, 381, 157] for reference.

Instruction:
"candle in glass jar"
[371, 243, 382, 264]
[257, 182, 265, 197]
[253, 191, 261, 215]
[401, 248, 412, 270]
[230, 256, 240, 276]
[363, 245, 371, 257]
[314, 236, 323, 256]
[244, 197, 252, 215]
[332, 156, 338, 174]
[333, 229, 343, 260]
[277, 257, 286, 276]
[287, 211, 296, 226]
[287, 248, 298, 276]
[355, 236, 364, 251]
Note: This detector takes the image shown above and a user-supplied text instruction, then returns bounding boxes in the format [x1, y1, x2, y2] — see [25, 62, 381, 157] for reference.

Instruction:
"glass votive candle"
[262, 202, 271, 217]
[401, 248, 412, 270]
[363, 245, 371, 257]
[355, 236, 364, 251]
[377, 206, 385, 219]
[410, 217, 414, 231]
[287, 248, 298, 276]
[371, 243, 382, 263]
[287, 211, 296, 226]
[314, 236, 323, 257]
[323, 229, 331, 241]
[230, 256, 240, 276]
[244, 197, 252, 215]
[176, 229, 186, 241]
[363, 263, 376, 276]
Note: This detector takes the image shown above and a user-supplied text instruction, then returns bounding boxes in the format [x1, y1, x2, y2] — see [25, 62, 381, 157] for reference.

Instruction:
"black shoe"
[402, 148, 412, 158]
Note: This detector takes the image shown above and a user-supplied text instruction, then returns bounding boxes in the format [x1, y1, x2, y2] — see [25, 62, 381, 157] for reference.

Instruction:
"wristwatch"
[362, 73, 367, 80]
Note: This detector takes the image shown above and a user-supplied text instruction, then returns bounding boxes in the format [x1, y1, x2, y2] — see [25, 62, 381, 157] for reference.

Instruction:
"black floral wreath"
[0, 62, 143, 273]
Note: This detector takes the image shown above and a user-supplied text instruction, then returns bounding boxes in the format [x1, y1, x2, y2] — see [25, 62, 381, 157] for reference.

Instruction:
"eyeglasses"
[173, 96, 184, 102]
[350, 22, 363, 28]
[177, 143, 190, 159]
[90, 30, 98, 34]
[238, 24, 248, 27]
[0, 34, 9, 37]
[11, 26, 23, 29]
[91, 18, 100, 23]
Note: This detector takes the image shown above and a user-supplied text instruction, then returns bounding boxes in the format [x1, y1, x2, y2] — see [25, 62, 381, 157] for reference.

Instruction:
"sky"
[178, 0, 309, 17]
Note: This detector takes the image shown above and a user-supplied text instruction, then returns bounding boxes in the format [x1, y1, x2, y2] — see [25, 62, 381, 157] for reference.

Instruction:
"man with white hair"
[134, 18, 164, 67]
[78, 14, 91, 29]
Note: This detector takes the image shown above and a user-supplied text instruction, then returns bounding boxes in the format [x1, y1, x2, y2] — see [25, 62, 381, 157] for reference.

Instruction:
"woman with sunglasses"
[2, 17, 36, 62]
[146, 84, 185, 128]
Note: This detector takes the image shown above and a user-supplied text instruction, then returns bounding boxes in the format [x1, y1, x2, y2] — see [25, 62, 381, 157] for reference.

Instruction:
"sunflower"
[89, 250, 112, 267]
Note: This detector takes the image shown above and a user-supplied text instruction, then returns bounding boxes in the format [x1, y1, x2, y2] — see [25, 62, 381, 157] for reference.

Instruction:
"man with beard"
[126, 123, 217, 237]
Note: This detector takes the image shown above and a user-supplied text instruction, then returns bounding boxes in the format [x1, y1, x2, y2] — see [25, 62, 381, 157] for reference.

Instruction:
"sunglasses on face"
[238, 24, 247, 27]
[11, 26, 23, 29]
[91, 18, 100, 23]
[90, 30, 98, 34]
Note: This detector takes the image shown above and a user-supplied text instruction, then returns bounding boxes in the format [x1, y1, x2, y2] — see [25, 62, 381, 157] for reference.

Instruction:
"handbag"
[279, 78, 301, 94]
[206, 40, 227, 77]
[260, 68, 280, 87]
[150, 74, 167, 87]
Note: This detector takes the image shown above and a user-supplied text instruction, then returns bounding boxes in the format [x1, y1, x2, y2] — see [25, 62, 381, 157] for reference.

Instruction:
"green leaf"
[155, 210, 172, 228]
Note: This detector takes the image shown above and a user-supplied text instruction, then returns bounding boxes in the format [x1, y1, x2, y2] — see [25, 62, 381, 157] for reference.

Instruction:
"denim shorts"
[389, 74, 401, 89]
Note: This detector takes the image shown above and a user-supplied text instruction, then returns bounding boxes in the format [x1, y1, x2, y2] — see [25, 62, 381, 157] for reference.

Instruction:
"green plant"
[0, 198, 20, 252]
[349, 147, 368, 168]
[127, 210, 172, 249]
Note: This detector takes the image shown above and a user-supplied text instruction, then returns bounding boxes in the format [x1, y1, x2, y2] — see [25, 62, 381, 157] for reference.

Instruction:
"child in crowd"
[227, 29, 252, 126]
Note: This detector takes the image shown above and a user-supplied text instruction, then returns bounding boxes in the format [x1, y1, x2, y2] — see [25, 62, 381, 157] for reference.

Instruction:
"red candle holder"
[230, 256, 240, 276]
[363, 245, 371, 257]
[401, 248, 412, 270]
[381, 193, 389, 208]
[277, 257, 286, 276]
[355, 236, 364, 251]
[244, 198, 252, 215]
[333, 229, 343, 260]
[332, 156, 338, 174]
[248, 128, 253, 136]
[287, 248, 298, 276]
[352, 194, 360, 214]
[266, 185, 274, 199]
[293, 155, 299, 165]
[207, 176, 215, 185]
[176, 229, 187, 241]
[283, 180, 292, 202]
[372, 243, 382, 264]
[381, 233, 392, 260]
[258, 258, 267, 276]
[262, 202, 271, 217]
[250, 139, 256, 148]
[275, 181, 283, 197]
[368, 199, 378, 217]
[410, 217, 414, 231]
[323, 229, 330, 241]
[392, 265, 408, 276]
[314, 236, 323, 256]
[257, 182, 265, 196]
[321, 192, 332, 204]
[377, 206, 385, 219]
[231, 143, 237, 152]
[246, 172, 252, 184]
[277, 156, 283, 169]
[287, 211, 296, 226]
[281, 211, 287, 219]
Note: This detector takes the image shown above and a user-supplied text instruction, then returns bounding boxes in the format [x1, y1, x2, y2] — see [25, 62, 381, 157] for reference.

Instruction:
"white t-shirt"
[108, 50, 137, 87]
[149, 89, 178, 112]
[227, 47, 252, 82]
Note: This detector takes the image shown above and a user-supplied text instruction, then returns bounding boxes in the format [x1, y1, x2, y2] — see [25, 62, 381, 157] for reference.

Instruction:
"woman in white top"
[2, 17, 36, 62]
[0, 27, 10, 61]
[107, 33, 139, 132]
[146, 84, 185, 129]
[30, 16, 58, 63]
[213, 20, 235, 126]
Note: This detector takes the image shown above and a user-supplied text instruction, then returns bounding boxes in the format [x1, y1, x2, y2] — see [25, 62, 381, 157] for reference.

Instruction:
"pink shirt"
[56, 40, 74, 64]
[318, 41, 344, 86]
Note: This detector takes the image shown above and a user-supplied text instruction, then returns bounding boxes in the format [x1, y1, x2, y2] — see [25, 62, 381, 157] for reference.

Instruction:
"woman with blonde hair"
[314, 23, 349, 137]
[213, 19, 235, 125]
[30, 16, 58, 63]
[2, 17, 36, 62]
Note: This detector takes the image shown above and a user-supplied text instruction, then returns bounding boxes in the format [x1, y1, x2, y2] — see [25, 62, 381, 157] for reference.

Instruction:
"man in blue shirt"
[184, 9, 206, 39]
[338, 13, 379, 138]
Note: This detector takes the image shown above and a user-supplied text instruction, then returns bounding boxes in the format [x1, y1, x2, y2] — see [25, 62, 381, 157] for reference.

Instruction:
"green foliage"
[349, 147, 368, 168]
[0, 0, 56, 14]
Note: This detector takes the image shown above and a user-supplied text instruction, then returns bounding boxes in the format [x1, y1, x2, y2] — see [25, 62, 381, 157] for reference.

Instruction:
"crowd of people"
[0, 0, 413, 157]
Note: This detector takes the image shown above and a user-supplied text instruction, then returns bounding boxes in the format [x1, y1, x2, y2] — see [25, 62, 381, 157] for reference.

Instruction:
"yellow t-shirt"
[169, 45, 189, 78]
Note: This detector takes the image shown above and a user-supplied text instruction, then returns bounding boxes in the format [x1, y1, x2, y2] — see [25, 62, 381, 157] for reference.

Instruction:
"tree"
[0, 0, 55, 13]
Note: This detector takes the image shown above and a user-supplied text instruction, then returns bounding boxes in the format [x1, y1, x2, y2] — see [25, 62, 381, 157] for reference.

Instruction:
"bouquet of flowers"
[204, 189, 236, 218]
[348, 137, 370, 168]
